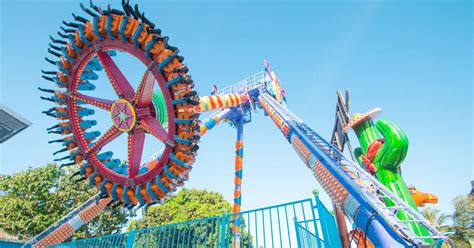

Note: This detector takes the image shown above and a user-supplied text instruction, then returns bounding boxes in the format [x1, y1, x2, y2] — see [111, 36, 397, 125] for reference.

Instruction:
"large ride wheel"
[40, 1, 201, 207]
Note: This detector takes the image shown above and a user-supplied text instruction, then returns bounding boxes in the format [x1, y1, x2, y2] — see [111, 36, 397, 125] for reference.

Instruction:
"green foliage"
[0, 164, 129, 241]
[448, 194, 474, 247]
[128, 188, 252, 247]
[421, 207, 449, 230]
[128, 188, 232, 229]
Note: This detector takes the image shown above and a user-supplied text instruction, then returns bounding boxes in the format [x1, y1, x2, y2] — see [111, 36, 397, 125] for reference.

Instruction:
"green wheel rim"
[152, 91, 168, 126]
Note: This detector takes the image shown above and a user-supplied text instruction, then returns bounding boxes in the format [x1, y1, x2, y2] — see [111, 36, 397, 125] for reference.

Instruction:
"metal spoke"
[133, 69, 156, 107]
[128, 128, 145, 178]
[85, 126, 122, 155]
[95, 50, 135, 100]
[140, 116, 174, 146]
[70, 93, 113, 111]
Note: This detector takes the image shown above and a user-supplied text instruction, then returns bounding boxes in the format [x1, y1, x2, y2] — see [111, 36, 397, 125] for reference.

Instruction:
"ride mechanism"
[28, 1, 448, 247]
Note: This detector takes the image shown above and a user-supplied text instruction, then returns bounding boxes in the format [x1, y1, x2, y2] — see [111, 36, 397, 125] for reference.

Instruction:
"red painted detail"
[216, 95, 223, 107]
[66, 40, 175, 186]
[140, 116, 172, 145]
[134, 70, 155, 107]
[70, 93, 113, 111]
[360, 154, 377, 173]
[128, 128, 145, 178]
[96, 50, 135, 100]
[85, 126, 122, 155]
[135, 107, 151, 118]
[367, 138, 384, 160]
[209, 96, 217, 109]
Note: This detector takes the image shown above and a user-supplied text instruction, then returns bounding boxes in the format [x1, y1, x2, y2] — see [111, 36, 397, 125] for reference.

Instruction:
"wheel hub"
[111, 99, 136, 132]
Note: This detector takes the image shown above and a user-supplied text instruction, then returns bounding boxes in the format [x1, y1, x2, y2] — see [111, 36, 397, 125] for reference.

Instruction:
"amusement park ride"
[27, 1, 448, 247]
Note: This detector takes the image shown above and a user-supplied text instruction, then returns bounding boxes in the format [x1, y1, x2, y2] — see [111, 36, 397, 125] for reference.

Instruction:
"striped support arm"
[34, 197, 112, 247]
[197, 94, 249, 113]
[200, 109, 232, 135]
[232, 117, 244, 245]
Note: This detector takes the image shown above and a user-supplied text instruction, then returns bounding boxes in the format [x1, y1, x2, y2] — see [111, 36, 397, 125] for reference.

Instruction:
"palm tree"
[421, 207, 449, 232]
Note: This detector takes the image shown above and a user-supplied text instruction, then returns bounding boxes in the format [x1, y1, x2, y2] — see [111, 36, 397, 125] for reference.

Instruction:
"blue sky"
[0, 0, 472, 217]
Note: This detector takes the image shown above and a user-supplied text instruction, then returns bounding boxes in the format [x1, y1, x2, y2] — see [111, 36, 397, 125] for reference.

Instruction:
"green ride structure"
[344, 108, 439, 245]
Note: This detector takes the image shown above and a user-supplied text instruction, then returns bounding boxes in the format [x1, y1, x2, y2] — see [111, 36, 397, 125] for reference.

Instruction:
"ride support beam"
[330, 90, 355, 248]
[33, 197, 112, 247]
[200, 109, 232, 135]
[197, 94, 249, 113]
[231, 117, 244, 247]
[258, 93, 416, 247]
[32, 108, 231, 248]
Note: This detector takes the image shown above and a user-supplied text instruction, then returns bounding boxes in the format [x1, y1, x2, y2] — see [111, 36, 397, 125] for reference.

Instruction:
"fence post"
[312, 191, 323, 248]
[125, 230, 136, 248]
[314, 193, 343, 248]
[219, 209, 228, 248]
[294, 217, 302, 248]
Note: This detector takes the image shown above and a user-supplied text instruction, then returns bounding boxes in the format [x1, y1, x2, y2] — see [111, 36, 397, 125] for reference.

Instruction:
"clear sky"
[0, 0, 472, 218]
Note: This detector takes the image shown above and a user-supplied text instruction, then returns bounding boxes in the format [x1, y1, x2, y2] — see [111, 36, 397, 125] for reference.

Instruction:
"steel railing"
[217, 71, 265, 95]
[48, 195, 339, 248]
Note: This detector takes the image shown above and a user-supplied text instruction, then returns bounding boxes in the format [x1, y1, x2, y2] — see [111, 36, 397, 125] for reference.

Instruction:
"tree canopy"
[421, 207, 449, 231]
[420, 193, 474, 248]
[127, 188, 252, 247]
[448, 194, 474, 247]
[0, 164, 129, 241]
[128, 188, 232, 230]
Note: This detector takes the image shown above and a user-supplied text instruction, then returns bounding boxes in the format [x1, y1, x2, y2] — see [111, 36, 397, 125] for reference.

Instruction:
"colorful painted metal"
[24, 194, 111, 248]
[329, 90, 355, 247]
[198, 94, 250, 113]
[40, 0, 200, 208]
[409, 185, 439, 207]
[258, 92, 447, 247]
[200, 109, 231, 135]
[264, 59, 286, 106]
[345, 111, 438, 241]
[231, 117, 244, 246]
[36, 1, 448, 246]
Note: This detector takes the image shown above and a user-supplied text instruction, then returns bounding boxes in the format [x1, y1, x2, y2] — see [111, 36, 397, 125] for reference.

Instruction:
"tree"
[448, 194, 474, 247]
[128, 188, 252, 247]
[421, 207, 449, 231]
[0, 164, 129, 241]
[129, 188, 232, 229]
